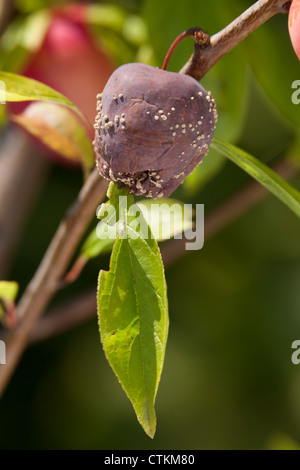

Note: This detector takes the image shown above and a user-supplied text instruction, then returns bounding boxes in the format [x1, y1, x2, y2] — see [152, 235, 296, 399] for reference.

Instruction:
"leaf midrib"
[127, 239, 153, 431]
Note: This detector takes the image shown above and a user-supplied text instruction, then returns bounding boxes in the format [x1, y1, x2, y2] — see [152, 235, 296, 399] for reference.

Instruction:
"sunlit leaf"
[212, 138, 300, 219]
[97, 183, 169, 437]
[0, 281, 19, 327]
[81, 228, 114, 260]
[12, 102, 94, 171]
[0, 71, 88, 124]
[81, 198, 193, 261]
[0, 281, 19, 302]
[137, 198, 193, 241]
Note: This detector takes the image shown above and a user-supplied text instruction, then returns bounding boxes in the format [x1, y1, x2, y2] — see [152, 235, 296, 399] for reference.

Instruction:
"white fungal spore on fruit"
[94, 63, 218, 198]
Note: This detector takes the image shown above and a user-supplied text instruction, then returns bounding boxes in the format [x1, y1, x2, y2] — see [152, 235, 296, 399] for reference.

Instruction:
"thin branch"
[0, 0, 15, 37]
[162, 28, 204, 71]
[181, 0, 291, 80]
[30, 289, 97, 344]
[0, 170, 108, 397]
[29, 158, 298, 345]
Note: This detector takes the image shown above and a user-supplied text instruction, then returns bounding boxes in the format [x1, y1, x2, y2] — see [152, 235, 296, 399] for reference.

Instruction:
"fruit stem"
[180, 0, 292, 80]
[162, 27, 209, 71]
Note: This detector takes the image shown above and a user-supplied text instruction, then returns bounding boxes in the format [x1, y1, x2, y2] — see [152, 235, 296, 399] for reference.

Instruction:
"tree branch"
[181, 0, 291, 80]
[30, 289, 97, 344]
[29, 158, 298, 345]
[0, 170, 108, 397]
[0, 0, 15, 37]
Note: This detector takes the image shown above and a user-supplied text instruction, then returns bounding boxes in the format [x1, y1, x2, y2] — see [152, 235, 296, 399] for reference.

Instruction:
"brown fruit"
[94, 63, 217, 198]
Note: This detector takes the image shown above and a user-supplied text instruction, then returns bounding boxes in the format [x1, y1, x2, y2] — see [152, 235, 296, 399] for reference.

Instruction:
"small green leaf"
[81, 197, 193, 260]
[212, 138, 300, 219]
[0, 281, 19, 302]
[0, 71, 88, 124]
[0, 281, 19, 326]
[97, 184, 169, 437]
[81, 228, 114, 260]
[12, 102, 94, 172]
[137, 198, 193, 241]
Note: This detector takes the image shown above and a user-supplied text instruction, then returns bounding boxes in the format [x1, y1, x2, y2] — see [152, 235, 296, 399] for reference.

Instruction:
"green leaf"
[81, 229, 113, 260]
[97, 183, 169, 437]
[81, 198, 193, 260]
[79, 184, 131, 260]
[212, 138, 300, 219]
[12, 102, 94, 172]
[0, 281, 19, 325]
[137, 198, 193, 241]
[0, 281, 19, 302]
[0, 71, 88, 124]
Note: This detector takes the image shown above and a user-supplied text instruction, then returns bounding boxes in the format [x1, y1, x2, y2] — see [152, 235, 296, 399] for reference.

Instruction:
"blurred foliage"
[212, 138, 300, 219]
[267, 433, 300, 450]
[0, 281, 19, 301]
[0, 10, 51, 72]
[16, 0, 145, 13]
[12, 102, 94, 174]
[0, 0, 299, 450]
[86, 4, 155, 67]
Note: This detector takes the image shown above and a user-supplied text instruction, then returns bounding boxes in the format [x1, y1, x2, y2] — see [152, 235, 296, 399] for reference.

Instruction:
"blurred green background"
[0, 0, 300, 449]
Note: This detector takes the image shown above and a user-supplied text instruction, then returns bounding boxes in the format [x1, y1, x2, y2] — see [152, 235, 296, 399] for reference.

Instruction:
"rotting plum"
[94, 63, 217, 198]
